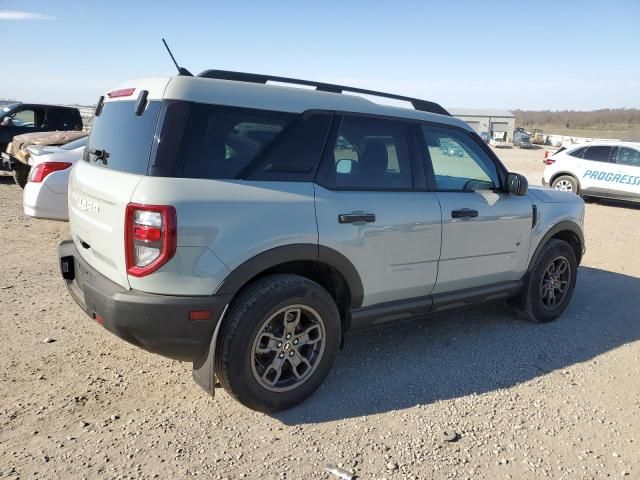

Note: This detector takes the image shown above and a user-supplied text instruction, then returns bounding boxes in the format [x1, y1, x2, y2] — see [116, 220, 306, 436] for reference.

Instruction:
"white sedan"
[23, 138, 86, 221]
[542, 142, 640, 202]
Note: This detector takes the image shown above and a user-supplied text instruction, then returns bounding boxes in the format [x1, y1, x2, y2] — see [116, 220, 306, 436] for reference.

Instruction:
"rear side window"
[85, 101, 162, 174]
[582, 146, 612, 162]
[47, 108, 79, 130]
[181, 105, 295, 179]
[321, 115, 413, 190]
[568, 147, 585, 158]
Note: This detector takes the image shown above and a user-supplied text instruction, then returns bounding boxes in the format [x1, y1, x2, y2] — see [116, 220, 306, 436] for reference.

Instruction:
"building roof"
[448, 108, 514, 118]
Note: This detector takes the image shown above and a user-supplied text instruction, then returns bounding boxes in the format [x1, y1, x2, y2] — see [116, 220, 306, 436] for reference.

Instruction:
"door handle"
[338, 213, 376, 224]
[451, 208, 479, 218]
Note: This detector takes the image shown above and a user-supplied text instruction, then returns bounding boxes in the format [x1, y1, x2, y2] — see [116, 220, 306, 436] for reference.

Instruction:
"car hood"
[527, 185, 582, 204]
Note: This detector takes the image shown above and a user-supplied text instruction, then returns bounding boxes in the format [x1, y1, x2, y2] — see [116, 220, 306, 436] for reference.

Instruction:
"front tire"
[214, 274, 341, 412]
[513, 239, 577, 323]
[551, 175, 579, 195]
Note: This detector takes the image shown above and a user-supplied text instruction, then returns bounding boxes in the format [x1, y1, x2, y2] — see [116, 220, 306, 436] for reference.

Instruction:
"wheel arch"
[527, 221, 584, 274]
[214, 244, 364, 315]
[549, 171, 581, 190]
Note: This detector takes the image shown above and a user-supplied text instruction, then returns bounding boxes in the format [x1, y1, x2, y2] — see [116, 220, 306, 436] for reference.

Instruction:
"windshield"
[61, 137, 87, 150]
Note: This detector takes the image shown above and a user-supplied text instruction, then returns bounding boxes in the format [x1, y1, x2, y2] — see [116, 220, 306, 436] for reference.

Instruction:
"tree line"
[514, 109, 640, 129]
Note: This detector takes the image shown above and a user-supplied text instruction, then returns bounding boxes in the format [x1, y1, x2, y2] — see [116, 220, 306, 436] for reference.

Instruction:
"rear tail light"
[29, 162, 72, 183]
[543, 151, 555, 165]
[125, 203, 177, 277]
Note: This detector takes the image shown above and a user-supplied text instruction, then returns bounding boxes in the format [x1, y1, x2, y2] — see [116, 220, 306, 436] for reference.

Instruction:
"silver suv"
[59, 71, 585, 412]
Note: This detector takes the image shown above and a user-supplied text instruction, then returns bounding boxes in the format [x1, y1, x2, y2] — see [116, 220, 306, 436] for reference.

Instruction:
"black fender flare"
[527, 220, 585, 274]
[214, 243, 364, 308]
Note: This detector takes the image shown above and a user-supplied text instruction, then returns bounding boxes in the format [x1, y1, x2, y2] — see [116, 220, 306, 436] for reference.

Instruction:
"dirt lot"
[1, 147, 639, 480]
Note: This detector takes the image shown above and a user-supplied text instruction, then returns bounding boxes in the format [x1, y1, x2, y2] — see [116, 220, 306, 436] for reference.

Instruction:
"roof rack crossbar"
[197, 69, 450, 116]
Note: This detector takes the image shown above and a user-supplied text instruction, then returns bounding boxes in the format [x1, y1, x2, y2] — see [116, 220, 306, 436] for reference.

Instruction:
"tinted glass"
[84, 100, 161, 174]
[181, 105, 294, 179]
[247, 112, 333, 181]
[616, 147, 640, 167]
[47, 108, 77, 130]
[583, 146, 612, 162]
[568, 147, 585, 158]
[421, 125, 499, 190]
[323, 115, 412, 190]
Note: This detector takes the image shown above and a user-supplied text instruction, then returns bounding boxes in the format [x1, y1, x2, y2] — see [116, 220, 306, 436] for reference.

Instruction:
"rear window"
[61, 137, 87, 150]
[84, 101, 162, 174]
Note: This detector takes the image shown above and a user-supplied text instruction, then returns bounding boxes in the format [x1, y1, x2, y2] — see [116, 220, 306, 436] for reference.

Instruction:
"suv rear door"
[419, 124, 532, 294]
[68, 97, 163, 289]
[315, 114, 442, 308]
[578, 145, 617, 194]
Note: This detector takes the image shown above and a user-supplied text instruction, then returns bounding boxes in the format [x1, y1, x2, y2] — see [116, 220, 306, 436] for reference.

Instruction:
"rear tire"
[512, 239, 577, 323]
[214, 274, 341, 412]
[551, 175, 579, 195]
[13, 163, 30, 189]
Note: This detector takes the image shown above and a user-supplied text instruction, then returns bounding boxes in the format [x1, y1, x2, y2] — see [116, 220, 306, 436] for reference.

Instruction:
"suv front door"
[419, 124, 533, 295]
[611, 146, 640, 199]
[315, 115, 442, 308]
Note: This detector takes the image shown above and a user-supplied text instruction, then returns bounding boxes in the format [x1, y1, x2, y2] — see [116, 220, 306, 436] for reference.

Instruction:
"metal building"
[449, 108, 515, 141]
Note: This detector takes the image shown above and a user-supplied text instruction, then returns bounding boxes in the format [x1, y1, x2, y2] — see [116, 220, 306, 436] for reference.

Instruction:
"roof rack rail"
[197, 69, 450, 116]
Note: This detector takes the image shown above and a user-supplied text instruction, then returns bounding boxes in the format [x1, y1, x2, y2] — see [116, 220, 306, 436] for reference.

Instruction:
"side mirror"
[1, 117, 13, 127]
[506, 172, 528, 195]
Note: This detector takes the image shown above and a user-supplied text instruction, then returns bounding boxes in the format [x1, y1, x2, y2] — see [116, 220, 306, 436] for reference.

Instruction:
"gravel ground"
[1, 147, 639, 480]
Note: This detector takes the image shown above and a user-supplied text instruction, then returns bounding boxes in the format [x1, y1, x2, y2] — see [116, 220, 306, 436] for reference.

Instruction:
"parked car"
[518, 139, 533, 149]
[2, 130, 87, 187]
[490, 137, 509, 148]
[1, 103, 83, 186]
[23, 137, 87, 221]
[543, 142, 640, 202]
[478, 131, 491, 143]
[513, 131, 532, 147]
[58, 72, 585, 412]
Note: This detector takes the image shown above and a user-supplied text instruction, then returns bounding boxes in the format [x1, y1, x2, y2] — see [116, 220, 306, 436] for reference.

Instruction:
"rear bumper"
[59, 240, 231, 361]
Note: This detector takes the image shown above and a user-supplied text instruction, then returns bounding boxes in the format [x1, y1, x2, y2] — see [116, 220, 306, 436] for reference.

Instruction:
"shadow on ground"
[0, 176, 15, 185]
[276, 267, 640, 424]
[586, 197, 640, 211]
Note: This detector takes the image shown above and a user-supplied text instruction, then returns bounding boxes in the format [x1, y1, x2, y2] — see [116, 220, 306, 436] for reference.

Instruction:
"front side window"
[582, 146, 612, 162]
[323, 115, 412, 190]
[10, 109, 36, 128]
[421, 125, 499, 191]
[616, 147, 640, 167]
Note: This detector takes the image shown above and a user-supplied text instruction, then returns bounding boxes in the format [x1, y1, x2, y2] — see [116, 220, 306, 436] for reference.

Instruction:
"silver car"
[58, 71, 585, 412]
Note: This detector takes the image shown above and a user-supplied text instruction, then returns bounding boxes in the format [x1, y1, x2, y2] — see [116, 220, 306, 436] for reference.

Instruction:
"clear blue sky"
[1, 0, 639, 110]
